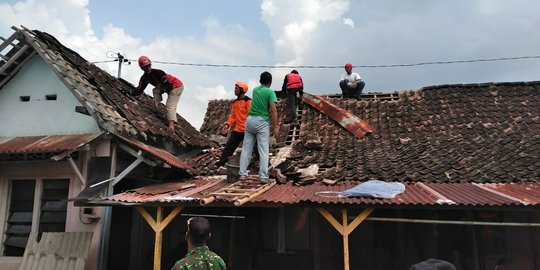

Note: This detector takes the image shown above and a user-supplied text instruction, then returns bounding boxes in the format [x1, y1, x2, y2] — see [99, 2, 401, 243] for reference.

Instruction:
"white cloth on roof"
[340, 180, 406, 199]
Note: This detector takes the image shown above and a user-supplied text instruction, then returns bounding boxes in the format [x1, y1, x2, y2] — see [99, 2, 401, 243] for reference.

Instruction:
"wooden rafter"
[317, 207, 374, 270]
[136, 206, 184, 270]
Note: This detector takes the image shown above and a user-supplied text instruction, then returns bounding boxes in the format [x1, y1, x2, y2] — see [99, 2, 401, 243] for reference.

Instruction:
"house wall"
[0, 55, 100, 137]
[0, 154, 102, 270]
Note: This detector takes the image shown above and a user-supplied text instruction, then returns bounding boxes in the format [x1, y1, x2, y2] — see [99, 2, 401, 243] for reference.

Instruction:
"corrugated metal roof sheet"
[96, 177, 228, 205]
[91, 179, 540, 207]
[19, 232, 93, 270]
[0, 134, 100, 153]
[116, 135, 195, 172]
[302, 93, 375, 139]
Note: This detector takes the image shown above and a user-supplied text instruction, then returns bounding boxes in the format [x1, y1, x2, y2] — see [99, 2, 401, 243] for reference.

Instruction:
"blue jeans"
[239, 116, 270, 181]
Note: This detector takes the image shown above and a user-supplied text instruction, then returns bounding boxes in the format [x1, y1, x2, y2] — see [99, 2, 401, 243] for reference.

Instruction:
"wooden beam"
[317, 207, 374, 270]
[346, 208, 374, 235]
[136, 206, 184, 270]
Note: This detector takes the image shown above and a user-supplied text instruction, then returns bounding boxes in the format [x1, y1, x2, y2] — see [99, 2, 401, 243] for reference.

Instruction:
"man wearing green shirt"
[171, 217, 226, 270]
[239, 71, 279, 183]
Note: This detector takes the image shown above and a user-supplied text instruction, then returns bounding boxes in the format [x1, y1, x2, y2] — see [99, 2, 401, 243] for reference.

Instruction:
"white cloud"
[343, 18, 354, 28]
[2, 0, 540, 130]
[0, 0, 270, 130]
[262, 0, 349, 64]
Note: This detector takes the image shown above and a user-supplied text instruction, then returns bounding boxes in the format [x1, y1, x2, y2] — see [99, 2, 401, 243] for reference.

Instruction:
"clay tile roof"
[199, 82, 540, 185]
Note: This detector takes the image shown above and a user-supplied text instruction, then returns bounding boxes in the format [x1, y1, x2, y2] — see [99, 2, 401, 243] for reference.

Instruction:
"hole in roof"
[45, 94, 57, 100]
[20, 96, 30, 102]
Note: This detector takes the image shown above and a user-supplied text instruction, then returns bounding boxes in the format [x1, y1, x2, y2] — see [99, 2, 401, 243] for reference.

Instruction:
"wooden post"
[136, 206, 184, 270]
[317, 207, 374, 270]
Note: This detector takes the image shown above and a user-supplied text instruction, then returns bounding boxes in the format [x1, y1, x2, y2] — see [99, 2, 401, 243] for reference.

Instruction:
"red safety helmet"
[138, 56, 152, 68]
[344, 63, 353, 68]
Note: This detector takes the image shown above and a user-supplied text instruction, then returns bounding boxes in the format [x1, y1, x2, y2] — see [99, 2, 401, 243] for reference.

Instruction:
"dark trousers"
[339, 80, 365, 98]
[285, 88, 301, 123]
[217, 131, 258, 166]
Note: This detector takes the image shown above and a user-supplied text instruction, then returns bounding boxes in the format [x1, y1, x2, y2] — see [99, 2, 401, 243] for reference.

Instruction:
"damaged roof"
[95, 80, 540, 207]
[200, 81, 540, 184]
[0, 26, 214, 151]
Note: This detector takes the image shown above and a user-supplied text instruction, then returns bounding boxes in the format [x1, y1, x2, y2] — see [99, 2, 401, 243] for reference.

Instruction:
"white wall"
[0, 55, 101, 137]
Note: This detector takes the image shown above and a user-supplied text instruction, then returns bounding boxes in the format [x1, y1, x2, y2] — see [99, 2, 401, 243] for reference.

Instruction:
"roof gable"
[0, 26, 215, 151]
[0, 55, 101, 136]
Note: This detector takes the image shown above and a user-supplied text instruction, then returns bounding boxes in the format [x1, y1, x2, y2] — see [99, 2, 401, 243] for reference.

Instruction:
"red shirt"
[134, 68, 183, 95]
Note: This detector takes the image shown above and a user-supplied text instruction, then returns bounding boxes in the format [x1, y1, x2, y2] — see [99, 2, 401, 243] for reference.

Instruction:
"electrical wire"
[91, 54, 540, 68]
[91, 60, 117, 64]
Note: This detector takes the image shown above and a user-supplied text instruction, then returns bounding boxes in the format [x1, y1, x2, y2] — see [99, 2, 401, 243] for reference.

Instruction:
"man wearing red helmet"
[131, 56, 184, 129]
[216, 81, 253, 168]
[339, 63, 365, 99]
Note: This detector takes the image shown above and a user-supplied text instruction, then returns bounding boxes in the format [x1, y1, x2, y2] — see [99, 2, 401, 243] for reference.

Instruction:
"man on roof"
[215, 81, 254, 168]
[339, 62, 365, 100]
[130, 56, 184, 129]
[281, 70, 304, 125]
[239, 71, 279, 183]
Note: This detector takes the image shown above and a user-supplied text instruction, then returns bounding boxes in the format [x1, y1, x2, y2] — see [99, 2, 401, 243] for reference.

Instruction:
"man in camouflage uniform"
[171, 217, 226, 270]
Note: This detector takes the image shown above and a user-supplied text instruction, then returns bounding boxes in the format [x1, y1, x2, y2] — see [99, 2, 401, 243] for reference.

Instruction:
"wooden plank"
[154, 207, 163, 270]
[0, 32, 20, 52]
[346, 208, 374, 235]
[135, 207, 184, 270]
[317, 208, 375, 270]
[317, 208, 344, 235]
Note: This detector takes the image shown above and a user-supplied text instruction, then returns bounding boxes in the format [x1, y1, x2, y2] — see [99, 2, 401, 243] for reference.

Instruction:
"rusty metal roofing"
[116, 134, 195, 172]
[91, 179, 540, 207]
[94, 177, 229, 205]
[0, 134, 100, 153]
[301, 93, 375, 139]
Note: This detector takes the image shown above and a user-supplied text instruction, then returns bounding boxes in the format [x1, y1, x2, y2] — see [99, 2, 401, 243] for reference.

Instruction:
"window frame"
[0, 175, 74, 257]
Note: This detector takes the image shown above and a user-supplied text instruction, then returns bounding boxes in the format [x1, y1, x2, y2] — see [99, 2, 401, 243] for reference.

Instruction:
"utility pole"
[110, 52, 130, 78]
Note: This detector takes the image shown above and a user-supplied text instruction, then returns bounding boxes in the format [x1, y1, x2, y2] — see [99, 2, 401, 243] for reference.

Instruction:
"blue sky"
[1, 0, 540, 129]
[88, 1, 271, 44]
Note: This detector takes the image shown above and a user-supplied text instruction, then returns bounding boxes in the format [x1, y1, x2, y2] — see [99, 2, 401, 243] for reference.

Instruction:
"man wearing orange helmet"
[339, 63, 365, 99]
[131, 55, 184, 129]
[216, 81, 253, 168]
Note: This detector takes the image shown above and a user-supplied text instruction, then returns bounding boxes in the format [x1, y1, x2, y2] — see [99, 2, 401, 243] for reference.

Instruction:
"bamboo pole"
[136, 206, 184, 270]
[234, 181, 276, 206]
[317, 207, 374, 270]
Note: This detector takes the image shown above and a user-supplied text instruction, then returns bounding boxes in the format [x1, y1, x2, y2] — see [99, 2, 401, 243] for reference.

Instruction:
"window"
[2, 178, 69, 256]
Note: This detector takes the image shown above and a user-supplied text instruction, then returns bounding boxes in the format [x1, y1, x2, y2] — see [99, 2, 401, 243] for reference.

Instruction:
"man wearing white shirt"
[339, 63, 365, 99]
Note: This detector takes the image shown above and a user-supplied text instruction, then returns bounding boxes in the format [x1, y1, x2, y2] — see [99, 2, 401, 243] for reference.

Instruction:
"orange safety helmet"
[235, 81, 249, 93]
[138, 56, 152, 67]
[344, 63, 353, 68]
